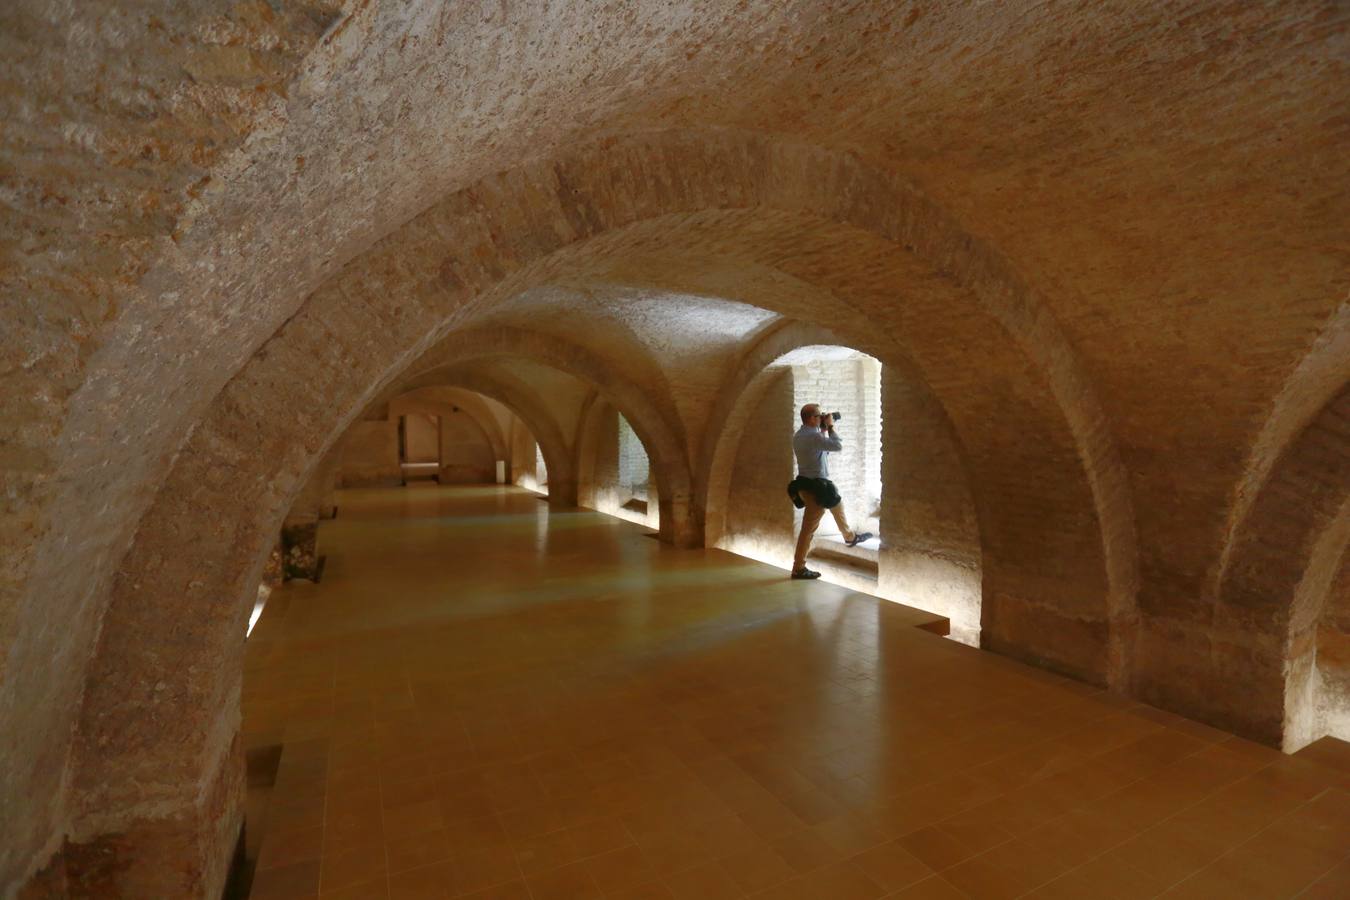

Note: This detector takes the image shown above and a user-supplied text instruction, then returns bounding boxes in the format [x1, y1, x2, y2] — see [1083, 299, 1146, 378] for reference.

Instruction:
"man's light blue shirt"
[793, 425, 843, 479]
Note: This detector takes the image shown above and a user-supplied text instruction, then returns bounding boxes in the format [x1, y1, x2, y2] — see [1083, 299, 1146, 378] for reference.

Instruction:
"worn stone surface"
[279, 520, 319, 582]
[2, 1, 1348, 894]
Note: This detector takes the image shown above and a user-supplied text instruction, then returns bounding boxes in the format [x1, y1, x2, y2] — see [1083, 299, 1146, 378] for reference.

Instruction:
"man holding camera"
[789, 403, 874, 580]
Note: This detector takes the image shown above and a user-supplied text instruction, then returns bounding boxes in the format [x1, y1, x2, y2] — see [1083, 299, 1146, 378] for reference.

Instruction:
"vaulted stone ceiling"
[2, 1, 1347, 894]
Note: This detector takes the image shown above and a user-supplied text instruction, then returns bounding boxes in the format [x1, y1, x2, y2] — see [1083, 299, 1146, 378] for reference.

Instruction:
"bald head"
[800, 403, 820, 424]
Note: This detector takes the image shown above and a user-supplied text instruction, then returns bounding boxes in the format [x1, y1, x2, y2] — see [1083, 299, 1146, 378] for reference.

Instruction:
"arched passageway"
[49, 138, 1163, 892]
[702, 325, 982, 644]
[5, 5, 1347, 893]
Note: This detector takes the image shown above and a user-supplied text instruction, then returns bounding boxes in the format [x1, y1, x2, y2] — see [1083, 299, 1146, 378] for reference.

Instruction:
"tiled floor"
[243, 486, 1350, 899]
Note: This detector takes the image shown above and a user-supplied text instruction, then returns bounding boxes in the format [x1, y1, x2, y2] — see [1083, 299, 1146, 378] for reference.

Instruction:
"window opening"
[618, 413, 650, 515]
[790, 353, 883, 541]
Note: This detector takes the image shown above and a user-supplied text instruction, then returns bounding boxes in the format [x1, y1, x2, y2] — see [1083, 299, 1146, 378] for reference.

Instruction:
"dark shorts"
[786, 476, 842, 510]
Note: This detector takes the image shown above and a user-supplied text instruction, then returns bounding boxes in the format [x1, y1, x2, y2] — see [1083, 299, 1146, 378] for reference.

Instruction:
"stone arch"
[542, 217, 1132, 683]
[1208, 380, 1350, 746]
[1214, 301, 1350, 590]
[397, 326, 696, 545]
[701, 320, 863, 544]
[390, 386, 509, 461]
[58, 130, 1135, 892]
[391, 367, 577, 506]
[701, 319, 983, 640]
[385, 391, 501, 485]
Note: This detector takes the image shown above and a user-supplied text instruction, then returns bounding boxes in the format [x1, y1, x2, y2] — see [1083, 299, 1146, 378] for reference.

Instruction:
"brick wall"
[510, 419, 542, 491]
[438, 411, 496, 483]
[578, 405, 658, 528]
[1314, 551, 1350, 745]
[535, 443, 549, 487]
[14, 10, 1347, 890]
[338, 421, 400, 487]
[877, 368, 982, 644]
[618, 414, 651, 501]
[719, 369, 797, 566]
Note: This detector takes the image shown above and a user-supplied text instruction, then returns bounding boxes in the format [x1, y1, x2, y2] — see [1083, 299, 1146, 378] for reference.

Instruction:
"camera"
[820, 411, 843, 421]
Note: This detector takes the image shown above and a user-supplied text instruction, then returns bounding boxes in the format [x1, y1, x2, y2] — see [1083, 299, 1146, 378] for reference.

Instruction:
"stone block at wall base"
[21, 739, 245, 898]
[878, 548, 981, 646]
[1132, 623, 1286, 747]
[982, 592, 1109, 687]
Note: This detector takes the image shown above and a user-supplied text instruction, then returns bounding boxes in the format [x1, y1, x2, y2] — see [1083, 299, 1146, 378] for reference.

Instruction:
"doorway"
[399, 413, 440, 483]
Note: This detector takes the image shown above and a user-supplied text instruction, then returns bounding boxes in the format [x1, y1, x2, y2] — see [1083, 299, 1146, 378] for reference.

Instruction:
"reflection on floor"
[243, 486, 1350, 899]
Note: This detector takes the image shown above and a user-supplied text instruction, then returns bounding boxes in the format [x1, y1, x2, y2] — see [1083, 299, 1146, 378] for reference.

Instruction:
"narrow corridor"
[243, 487, 1350, 900]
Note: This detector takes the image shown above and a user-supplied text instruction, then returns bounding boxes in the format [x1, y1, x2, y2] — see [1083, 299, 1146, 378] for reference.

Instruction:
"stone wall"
[720, 369, 797, 565]
[617, 414, 651, 502]
[338, 421, 400, 488]
[581, 405, 660, 529]
[290, 449, 341, 521]
[438, 412, 497, 483]
[511, 419, 543, 492]
[585, 403, 622, 511]
[4, 3, 1348, 891]
[402, 413, 439, 464]
[1312, 550, 1350, 745]
[876, 368, 982, 645]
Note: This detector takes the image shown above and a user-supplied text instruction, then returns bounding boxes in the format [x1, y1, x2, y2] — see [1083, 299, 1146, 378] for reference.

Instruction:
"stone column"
[547, 476, 579, 507]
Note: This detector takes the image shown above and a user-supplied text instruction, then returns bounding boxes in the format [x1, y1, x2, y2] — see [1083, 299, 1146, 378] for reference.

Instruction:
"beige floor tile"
[767, 826, 847, 874]
[387, 828, 453, 875]
[1024, 854, 1172, 900]
[456, 881, 531, 900]
[387, 861, 455, 900]
[512, 827, 579, 875]
[250, 859, 322, 900]
[881, 875, 969, 898]
[583, 845, 659, 895]
[384, 799, 446, 842]
[848, 840, 935, 892]
[948, 838, 1073, 896]
[663, 861, 746, 900]
[452, 844, 521, 895]
[1296, 857, 1350, 899]
[525, 859, 604, 900]
[319, 844, 389, 893]
[244, 488, 1350, 900]
[259, 825, 326, 872]
[786, 860, 886, 900]
[692, 814, 764, 858]
[1103, 818, 1230, 887]
[632, 827, 715, 876]
[608, 883, 678, 900]
[812, 812, 889, 856]
[896, 826, 978, 872]
[938, 853, 1033, 899]
[322, 876, 390, 899]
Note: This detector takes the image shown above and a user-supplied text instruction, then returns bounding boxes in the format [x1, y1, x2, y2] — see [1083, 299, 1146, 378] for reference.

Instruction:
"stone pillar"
[659, 491, 703, 549]
[25, 738, 244, 898]
[547, 476, 579, 507]
[876, 368, 982, 644]
[294, 448, 341, 520]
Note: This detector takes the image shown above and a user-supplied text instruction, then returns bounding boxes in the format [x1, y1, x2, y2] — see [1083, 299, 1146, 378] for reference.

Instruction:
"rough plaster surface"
[3, 1, 1349, 893]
